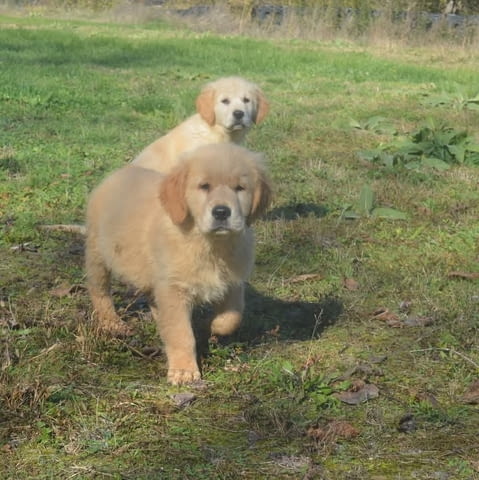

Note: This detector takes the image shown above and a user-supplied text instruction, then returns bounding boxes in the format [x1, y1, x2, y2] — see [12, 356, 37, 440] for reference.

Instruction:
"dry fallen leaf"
[50, 284, 86, 297]
[307, 420, 359, 443]
[416, 206, 432, 216]
[141, 346, 162, 357]
[343, 277, 359, 290]
[448, 271, 479, 280]
[224, 361, 249, 373]
[336, 382, 379, 405]
[372, 308, 402, 327]
[373, 308, 434, 328]
[170, 392, 196, 408]
[286, 273, 322, 284]
[302, 354, 322, 370]
[1, 443, 14, 454]
[415, 391, 440, 408]
[397, 413, 417, 433]
[462, 379, 479, 404]
[266, 325, 280, 336]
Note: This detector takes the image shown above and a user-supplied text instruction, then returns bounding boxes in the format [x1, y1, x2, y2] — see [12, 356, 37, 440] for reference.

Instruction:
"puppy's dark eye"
[199, 183, 211, 191]
[235, 185, 245, 192]
[243, 97, 250, 103]
[221, 98, 230, 105]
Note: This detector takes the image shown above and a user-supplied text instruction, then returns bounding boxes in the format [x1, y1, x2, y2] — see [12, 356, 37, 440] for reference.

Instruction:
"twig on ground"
[410, 347, 479, 369]
[38, 224, 86, 235]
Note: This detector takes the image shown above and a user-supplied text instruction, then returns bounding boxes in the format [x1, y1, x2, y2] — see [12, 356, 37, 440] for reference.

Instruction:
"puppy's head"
[195, 76, 269, 133]
[159, 144, 272, 235]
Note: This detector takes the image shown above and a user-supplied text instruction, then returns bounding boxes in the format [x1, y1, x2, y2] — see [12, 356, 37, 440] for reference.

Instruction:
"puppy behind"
[132, 76, 269, 174]
[86, 144, 272, 385]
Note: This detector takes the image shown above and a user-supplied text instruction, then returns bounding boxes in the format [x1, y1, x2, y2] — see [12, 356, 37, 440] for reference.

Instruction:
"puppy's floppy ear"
[249, 155, 272, 223]
[196, 86, 216, 126]
[159, 164, 189, 225]
[253, 88, 269, 125]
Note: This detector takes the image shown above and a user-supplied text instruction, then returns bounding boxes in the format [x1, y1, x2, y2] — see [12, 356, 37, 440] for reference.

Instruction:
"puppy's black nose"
[212, 205, 231, 221]
[233, 110, 244, 120]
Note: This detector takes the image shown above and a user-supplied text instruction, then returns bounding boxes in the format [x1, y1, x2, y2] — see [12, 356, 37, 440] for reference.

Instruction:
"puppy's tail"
[38, 224, 86, 235]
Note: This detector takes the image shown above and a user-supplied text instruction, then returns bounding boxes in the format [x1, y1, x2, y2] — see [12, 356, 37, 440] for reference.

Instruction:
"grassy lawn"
[1, 9, 479, 480]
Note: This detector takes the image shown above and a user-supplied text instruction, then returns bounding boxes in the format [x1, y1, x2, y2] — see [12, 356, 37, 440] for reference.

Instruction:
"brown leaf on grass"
[415, 391, 440, 408]
[128, 346, 162, 359]
[373, 308, 434, 328]
[372, 307, 397, 320]
[50, 284, 86, 297]
[170, 392, 197, 408]
[462, 379, 479, 404]
[307, 420, 359, 443]
[302, 354, 322, 370]
[286, 273, 322, 284]
[224, 360, 249, 373]
[448, 271, 479, 280]
[397, 413, 417, 433]
[1, 443, 14, 454]
[343, 277, 359, 290]
[336, 381, 379, 405]
[372, 308, 402, 327]
[416, 205, 432, 217]
[266, 325, 280, 337]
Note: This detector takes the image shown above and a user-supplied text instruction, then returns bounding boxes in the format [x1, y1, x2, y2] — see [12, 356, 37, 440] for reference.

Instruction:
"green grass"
[1, 11, 479, 480]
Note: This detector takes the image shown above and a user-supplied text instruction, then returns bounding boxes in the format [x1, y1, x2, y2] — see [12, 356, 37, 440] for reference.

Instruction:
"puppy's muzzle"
[210, 205, 234, 234]
[212, 205, 231, 221]
[233, 110, 245, 121]
[229, 110, 246, 131]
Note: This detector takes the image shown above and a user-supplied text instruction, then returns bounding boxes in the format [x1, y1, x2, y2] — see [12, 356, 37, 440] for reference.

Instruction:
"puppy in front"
[132, 76, 269, 174]
[86, 144, 272, 385]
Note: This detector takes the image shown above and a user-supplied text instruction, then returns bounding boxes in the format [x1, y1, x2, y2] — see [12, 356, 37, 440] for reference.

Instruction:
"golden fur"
[85, 144, 272, 385]
[131, 76, 269, 174]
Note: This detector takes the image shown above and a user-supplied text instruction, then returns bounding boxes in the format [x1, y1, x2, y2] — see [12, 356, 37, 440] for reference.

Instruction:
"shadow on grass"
[124, 283, 342, 356]
[265, 202, 328, 221]
[236, 284, 342, 343]
[189, 284, 343, 356]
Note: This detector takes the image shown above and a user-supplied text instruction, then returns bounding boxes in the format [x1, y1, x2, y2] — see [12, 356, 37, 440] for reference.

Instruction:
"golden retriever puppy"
[85, 144, 272, 385]
[131, 76, 269, 174]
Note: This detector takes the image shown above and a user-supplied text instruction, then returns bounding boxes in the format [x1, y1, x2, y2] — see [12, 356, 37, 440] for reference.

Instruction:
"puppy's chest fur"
[156, 231, 253, 304]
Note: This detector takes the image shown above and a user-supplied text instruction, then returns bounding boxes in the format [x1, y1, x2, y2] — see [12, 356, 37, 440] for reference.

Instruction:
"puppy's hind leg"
[85, 241, 132, 337]
[210, 283, 244, 336]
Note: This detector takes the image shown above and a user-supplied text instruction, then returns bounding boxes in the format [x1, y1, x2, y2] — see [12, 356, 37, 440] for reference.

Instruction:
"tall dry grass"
[2, 1, 478, 51]
[148, 2, 479, 50]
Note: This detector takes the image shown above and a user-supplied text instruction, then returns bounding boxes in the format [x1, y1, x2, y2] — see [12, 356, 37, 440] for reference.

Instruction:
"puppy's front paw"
[98, 318, 134, 338]
[167, 368, 201, 385]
